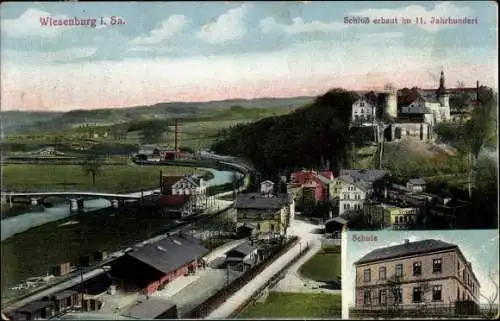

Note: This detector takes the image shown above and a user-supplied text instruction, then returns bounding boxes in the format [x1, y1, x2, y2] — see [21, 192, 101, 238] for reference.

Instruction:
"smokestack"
[174, 119, 180, 152]
[476, 81, 480, 103]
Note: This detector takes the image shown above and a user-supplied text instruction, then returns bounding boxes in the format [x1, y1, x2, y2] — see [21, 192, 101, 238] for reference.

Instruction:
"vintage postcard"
[343, 230, 499, 319]
[0, 1, 497, 320]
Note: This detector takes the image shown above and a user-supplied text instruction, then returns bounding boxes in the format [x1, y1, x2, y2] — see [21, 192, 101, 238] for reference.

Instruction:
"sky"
[1, 1, 498, 111]
[342, 230, 500, 318]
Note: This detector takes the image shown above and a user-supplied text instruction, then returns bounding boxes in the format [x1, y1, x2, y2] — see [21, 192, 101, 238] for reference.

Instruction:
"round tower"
[385, 88, 398, 120]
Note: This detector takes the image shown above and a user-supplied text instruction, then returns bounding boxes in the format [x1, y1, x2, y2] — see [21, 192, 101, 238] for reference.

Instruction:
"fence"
[229, 240, 311, 317]
[349, 302, 499, 319]
[186, 236, 299, 318]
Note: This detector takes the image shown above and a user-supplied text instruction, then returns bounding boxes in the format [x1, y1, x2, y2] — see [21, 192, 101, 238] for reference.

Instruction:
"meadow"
[236, 292, 342, 319]
[2, 164, 204, 193]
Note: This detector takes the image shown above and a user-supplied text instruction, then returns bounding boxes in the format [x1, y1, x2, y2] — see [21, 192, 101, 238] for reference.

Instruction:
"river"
[1, 168, 237, 241]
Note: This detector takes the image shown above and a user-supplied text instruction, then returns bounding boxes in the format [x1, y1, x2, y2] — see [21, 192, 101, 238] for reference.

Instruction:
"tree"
[140, 120, 168, 145]
[82, 152, 104, 185]
[479, 268, 499, 319]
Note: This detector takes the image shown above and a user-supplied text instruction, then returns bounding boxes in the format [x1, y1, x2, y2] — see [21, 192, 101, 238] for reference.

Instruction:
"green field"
[299, 246, 342, 282]
[236, 292, 341, 319]
[2, 164, 205, 193]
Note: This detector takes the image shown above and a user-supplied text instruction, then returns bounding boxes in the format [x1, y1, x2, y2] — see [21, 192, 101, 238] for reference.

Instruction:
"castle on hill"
[351, 69, 477, 141]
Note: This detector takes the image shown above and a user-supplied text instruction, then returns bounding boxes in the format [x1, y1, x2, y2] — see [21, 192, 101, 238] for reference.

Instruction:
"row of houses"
[283, 168, 467, 230]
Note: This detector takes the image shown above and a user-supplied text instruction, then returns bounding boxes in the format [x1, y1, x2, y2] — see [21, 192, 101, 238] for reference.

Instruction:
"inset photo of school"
[343, 230, 499, 319]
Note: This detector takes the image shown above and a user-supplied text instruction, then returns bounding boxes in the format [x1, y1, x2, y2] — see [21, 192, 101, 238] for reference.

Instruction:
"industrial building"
[111, 235, 209, 296]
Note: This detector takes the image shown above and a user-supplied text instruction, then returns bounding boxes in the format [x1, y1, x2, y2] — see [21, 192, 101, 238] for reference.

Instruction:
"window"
[346, 204, 351, 210]
[363, 269, 371, 282]
[413, 261, 422, 276]
[379, 289, 387, 305]
[457, 261, 461, 277]
[432, 285, 442, 301]
[433, 258, 442, 273]
[395, 264, 403, 277]
[412, 287, 422, 303]
[270, 224, 275, 231]
[360, 102, 365, 107]
[363, 290, 371, 305]
[343, 203, 348, 209]
[393, 288, 402, 304]
[379, 267, 386, 280]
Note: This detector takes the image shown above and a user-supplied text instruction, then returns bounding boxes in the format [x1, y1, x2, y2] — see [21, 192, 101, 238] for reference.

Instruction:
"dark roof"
[123, 297, 176, 319]
[408, 178, 426, 185]
[235, 193, 289, 210]
[355, 239, 457, 265]
[339, 169, 388, 184]
[182, 175, 202, 187]
[52, 290, 78, 300]
[17, 300, 53, 313]
[162, 176, 183, 186]
[156, 195, 189, 207]
[226, 242, 257, 257]
[127, 235, 209, 275]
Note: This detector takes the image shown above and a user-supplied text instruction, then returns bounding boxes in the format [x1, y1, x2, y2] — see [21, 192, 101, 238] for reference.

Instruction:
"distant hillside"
[2, 96, 313, 134]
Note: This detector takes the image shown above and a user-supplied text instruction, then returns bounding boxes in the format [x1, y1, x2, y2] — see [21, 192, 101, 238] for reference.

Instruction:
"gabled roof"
[261, 180, 275, 185]
[317, 174, 332, 185]
[162, 176, 183, 186]
[408, 178, 426, 185]
[325, 216, 348, 225]
[354, 239, 457, 265]
[123, 297, 176, 319]
[180, 175, 202, 187]
[340, 169, 389, 183]
[17, 300, 53, 313]
[156, 195, 189, 208]
[127, 235, 209, 275]
[235, 193, 289, 210]
[226, 242, 257, 257]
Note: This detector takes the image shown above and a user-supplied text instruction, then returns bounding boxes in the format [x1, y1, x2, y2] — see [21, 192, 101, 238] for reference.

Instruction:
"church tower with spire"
[436, 69, 450, 121]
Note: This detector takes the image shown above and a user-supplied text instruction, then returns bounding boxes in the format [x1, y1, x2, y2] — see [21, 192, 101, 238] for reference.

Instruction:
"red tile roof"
[162, 176, 183, 186]
[156, 195, 189, 206]
[320, 171, 334, 180]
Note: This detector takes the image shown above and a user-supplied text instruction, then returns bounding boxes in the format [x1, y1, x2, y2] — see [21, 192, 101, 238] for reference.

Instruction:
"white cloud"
[197, 4, 249, 44]
[129, 15, 189, 45]
[1, 8, 68, 38]
[260, 16, 348, 34]
[349, 2, 474, 32]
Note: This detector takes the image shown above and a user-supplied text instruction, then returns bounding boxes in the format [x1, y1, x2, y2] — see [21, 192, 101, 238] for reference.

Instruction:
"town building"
[171, 175, 207, 210]
[406, 178, 427, 193]
[289, 169, 334, 207]
[11, 300, 55, 320]
[225, 241, 259, 272]
[111, 235, 209, 296]
[234, 190, 292, 240]
[352, 98, 376, 126]
[156, 195, 195, 218]
[336, 169, 390, 216]
[362, 202, 420, 230]
[122, 297, 178, 319]
[353, 239, 480, 314]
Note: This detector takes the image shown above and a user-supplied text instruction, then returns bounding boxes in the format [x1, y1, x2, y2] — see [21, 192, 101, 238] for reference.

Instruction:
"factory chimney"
[174, 119, 180, 152]
[476, 81, 480, 103]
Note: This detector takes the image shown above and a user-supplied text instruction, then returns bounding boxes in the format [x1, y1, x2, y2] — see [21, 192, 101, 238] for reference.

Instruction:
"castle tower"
[385, 88, 398, 120]
[436, 69, 450, 120]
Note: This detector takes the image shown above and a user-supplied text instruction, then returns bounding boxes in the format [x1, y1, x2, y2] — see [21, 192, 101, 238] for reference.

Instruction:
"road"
[207, 218, 324, 319]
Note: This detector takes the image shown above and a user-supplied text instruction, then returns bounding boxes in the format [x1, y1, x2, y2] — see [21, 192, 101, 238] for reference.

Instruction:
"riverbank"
[2, 164, 206, 194]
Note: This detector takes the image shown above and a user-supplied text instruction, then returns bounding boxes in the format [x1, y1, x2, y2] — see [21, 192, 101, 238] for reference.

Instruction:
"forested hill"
[210, 88, 360, 176]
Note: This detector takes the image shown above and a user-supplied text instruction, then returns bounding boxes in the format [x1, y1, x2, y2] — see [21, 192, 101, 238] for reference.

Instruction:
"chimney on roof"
[404, 239, 410, 245]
